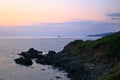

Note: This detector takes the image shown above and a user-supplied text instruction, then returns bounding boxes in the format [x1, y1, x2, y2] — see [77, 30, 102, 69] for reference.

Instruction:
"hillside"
[62, 31, 120, 80]
[63, 31, 120, 64]
[98, 64, 120, 80]
[14, 31, 120, 80]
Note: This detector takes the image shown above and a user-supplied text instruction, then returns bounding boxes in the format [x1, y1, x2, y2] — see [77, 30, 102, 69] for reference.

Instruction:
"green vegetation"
[89, 31, 120, 58]
[62, 31, 120, 80]
[66, 31, 120, 59]
[98, 65, 120, 80]
[69, 40, 83, 46]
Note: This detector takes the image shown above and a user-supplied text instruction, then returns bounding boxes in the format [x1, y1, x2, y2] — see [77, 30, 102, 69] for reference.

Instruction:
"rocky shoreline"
[14, 48, 108, 80]
[14, 31, 120, 80]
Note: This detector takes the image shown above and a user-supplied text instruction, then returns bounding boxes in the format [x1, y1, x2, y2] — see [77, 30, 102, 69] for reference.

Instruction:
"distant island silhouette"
[87, 32, 114, 37]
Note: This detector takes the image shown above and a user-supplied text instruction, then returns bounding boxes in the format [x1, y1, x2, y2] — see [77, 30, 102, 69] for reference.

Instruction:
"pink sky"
[0, 0, 120, 37]
[0, 0, 120, 26]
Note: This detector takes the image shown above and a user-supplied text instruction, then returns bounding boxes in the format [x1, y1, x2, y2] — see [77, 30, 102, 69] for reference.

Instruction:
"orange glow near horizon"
[0, 0, 119, 26]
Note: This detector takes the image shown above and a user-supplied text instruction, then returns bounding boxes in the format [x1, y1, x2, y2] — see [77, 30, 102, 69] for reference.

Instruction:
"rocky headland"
[14, 31, 120, 80]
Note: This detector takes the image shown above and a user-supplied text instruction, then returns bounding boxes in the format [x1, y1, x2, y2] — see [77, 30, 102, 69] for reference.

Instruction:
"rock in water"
[18, 48, 43, 59]
[14, 57, 33, 66]
[14, 48, 43, 66]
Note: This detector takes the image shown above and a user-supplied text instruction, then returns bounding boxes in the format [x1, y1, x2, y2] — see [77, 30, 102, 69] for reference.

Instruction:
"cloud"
[0, 20, 120, 37]
[108, 13, 120, 17]
[111, 18, 120, 20]
[107, 13, 120, 20]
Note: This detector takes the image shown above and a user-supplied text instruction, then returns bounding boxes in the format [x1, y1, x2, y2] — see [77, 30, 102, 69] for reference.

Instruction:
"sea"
[0, 37, 100, 80]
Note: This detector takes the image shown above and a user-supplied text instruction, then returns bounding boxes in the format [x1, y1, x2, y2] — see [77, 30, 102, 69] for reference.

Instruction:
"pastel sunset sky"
[0, 0, 120, 37]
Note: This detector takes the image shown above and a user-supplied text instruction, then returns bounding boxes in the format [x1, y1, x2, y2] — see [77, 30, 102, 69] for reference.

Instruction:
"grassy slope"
[87, 31, 120, 58]
[63, 31, 120, 80]
[64, 31, 120, 61]
[98, 64, 120, 80]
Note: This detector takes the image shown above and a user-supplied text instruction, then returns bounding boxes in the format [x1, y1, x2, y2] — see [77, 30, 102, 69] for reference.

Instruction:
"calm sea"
[0, 37, 99, 80]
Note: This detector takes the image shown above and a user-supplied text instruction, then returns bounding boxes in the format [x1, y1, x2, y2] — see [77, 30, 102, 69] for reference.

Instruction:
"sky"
[0, 0, 120, 37]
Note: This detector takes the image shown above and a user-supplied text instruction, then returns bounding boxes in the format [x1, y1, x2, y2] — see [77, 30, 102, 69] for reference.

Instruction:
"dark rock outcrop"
[18, 48, 42, 59]
[36, 50, 57, 65]
[14, 48, 59, 66]
[14, 48, 43, 66]
[14, 57, 33, 66]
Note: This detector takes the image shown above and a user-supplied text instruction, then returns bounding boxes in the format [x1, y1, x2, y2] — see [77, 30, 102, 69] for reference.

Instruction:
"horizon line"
[0, 36, 101, 39]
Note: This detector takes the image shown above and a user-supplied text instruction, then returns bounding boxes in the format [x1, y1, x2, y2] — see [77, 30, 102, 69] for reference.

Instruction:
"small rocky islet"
[14, 48, 58, 66]
[14, 31, 120, 80]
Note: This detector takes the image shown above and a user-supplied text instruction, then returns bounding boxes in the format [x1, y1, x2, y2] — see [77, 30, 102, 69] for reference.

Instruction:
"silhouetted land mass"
[14, 31, 120, 80]
[87, 32, 114, 37]
[14, 48, 42, 66]
[15, 57, 33, 66]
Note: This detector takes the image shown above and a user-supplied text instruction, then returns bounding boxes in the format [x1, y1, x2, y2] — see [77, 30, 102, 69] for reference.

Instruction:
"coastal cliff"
[14, 31, 120, 80]
[60, 31, 120, 80]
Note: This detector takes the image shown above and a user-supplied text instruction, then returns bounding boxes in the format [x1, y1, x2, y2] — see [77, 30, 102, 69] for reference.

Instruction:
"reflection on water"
[0, 38, 75, 80]
[0, 37, 99, 80]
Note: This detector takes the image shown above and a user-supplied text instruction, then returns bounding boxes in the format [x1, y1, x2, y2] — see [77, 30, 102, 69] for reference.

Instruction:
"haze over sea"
[0, 37, 98, 80]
